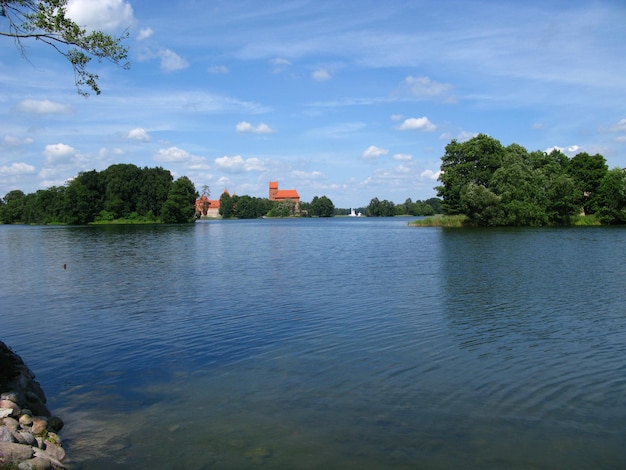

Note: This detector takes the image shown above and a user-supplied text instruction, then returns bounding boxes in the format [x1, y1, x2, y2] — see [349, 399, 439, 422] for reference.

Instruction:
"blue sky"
[1, 0, 625, 208]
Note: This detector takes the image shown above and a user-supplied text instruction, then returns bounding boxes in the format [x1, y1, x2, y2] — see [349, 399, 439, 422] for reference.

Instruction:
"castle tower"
[269, 181, 278, 201]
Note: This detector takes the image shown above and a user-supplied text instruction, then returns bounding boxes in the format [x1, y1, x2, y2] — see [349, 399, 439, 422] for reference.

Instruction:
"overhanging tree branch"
[0, 0, 130, 96]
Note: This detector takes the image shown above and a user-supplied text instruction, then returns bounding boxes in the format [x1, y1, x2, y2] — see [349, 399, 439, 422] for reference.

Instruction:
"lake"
[1, 218, 626, 468]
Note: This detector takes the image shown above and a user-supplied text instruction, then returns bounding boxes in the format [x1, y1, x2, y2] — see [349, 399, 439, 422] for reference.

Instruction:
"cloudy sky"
[1, 0, 625, 208]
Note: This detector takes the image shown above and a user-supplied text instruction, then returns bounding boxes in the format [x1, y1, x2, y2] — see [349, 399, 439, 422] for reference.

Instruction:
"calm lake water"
[1, 218, 626, 468]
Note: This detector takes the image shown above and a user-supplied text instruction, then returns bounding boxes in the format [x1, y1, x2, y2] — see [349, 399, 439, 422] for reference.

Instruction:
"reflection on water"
[1, 221, 626, 468]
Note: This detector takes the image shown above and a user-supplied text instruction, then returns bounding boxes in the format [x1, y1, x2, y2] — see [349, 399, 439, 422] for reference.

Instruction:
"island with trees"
[0, 164, 199, 224]
[414, 134, 625, 227]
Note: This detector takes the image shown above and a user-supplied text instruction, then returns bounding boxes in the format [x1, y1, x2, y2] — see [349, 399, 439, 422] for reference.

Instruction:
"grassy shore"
[409, 214, 467, 227]
[410, 214, 603, 227]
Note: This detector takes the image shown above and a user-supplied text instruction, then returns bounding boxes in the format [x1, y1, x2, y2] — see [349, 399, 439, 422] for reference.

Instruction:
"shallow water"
[2, 219, 626, 468]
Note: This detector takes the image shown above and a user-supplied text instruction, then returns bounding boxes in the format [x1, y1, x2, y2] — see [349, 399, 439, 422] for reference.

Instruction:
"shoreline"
[0, 341, 66, 469]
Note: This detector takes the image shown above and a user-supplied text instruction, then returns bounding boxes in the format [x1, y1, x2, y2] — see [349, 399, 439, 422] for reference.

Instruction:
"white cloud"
[611, 118, 626, 132]
[404, 76, 454, 102]
[545, 145, 580, 156]
[127, 128, 150, 142]
[99, 147, 124, 158]
[420, 169, 441, 180]
[158, 49, 189, 72]
[3, 135, 34, 146]
[393, 153, 413, 161]
[43, 143, 77, 164]
[215, 155, 266, 173]
[209, 65, 229, 74]
[292, 170, 324, 180]
[312, 69, 331, 81]
[390, 114, 404, 121]
[0, 162, 36, 175]
[398, 117, 436, 132]
[607, 118, 626, 142]
[15, 99, 72, 115]
[155, 147, 197, 163]
[270, 58, 291, 73]
[362, 145, 388, 159]
[457, 130, 477, 142]
[154, 147, 188, 163]
[236, 121, 275, 134]
[440, 130, 477, 142]
[153, 147, 210, 171]
[66, 0, 135, 32]
[137, 27, 154, 41]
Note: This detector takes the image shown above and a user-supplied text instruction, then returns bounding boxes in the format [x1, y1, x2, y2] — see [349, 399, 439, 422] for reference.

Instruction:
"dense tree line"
[218, 192, 337, 218]
[303, 196, 335, 217]
[218, 193, 276, 219]
[0, 164, 198, 224]
[436, 134, 625, 225]
[364, 197, 441, 217]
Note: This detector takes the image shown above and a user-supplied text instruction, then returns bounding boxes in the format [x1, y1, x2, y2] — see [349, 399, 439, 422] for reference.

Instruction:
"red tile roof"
[275, 189, 300, 199]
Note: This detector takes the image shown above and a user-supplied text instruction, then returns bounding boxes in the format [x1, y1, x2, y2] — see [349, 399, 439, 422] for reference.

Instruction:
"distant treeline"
[0, 163, 443, 224]
[0, 164, 199, 225]
[359, 197, 442, 217]
[214, 193, 337, 218]
[217, 192, 441, 219]
[437, 134, 626, 226]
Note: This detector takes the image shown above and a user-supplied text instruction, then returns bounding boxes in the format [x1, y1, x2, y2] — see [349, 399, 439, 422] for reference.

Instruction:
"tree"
[1, 0, 130, 96]
[218, 191, 234, 218]
[162, 177, 198, 223]
[366, 197, 380, 217]
[490, 150, 548, 226]
[544, 174, 579, 225]
[101, 164, 143, 218]
[595, 168, 626, 224]
[436, 134, 505, 214]
[137, 167, 173, 218]
[366, 197, 395, 217]
[310, 195, 335, 217]
[63, 169, 104, 224]
[568, 152, 608, 215]
[0, 190, 26, 223]
[459, 183, 502, 226]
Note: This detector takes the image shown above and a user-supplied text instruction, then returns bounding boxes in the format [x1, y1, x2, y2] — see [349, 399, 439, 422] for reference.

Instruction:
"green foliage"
[434, 134, 617, 226]
[234, 195, 272, 219]
[161, 176, 199, 224]
[219, 193, 273, 219]
[366, 197, 396, 217]
[594, 168, 626, 224]
[460, 183, 502, 225]
[1, 0, 130, 95]
[0, 189, 26, 223]
[437, 134, 505, 214]
[395, 197, 438, 216]
[568, 152, 609, 215]
[218, 191, 234, 218]
[1, 165, 195, 225]
[310, 195, 335, 217]
[410, 214, 467, 227]
[571, 214, 601, 226]
[266, 200, 297, 218]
